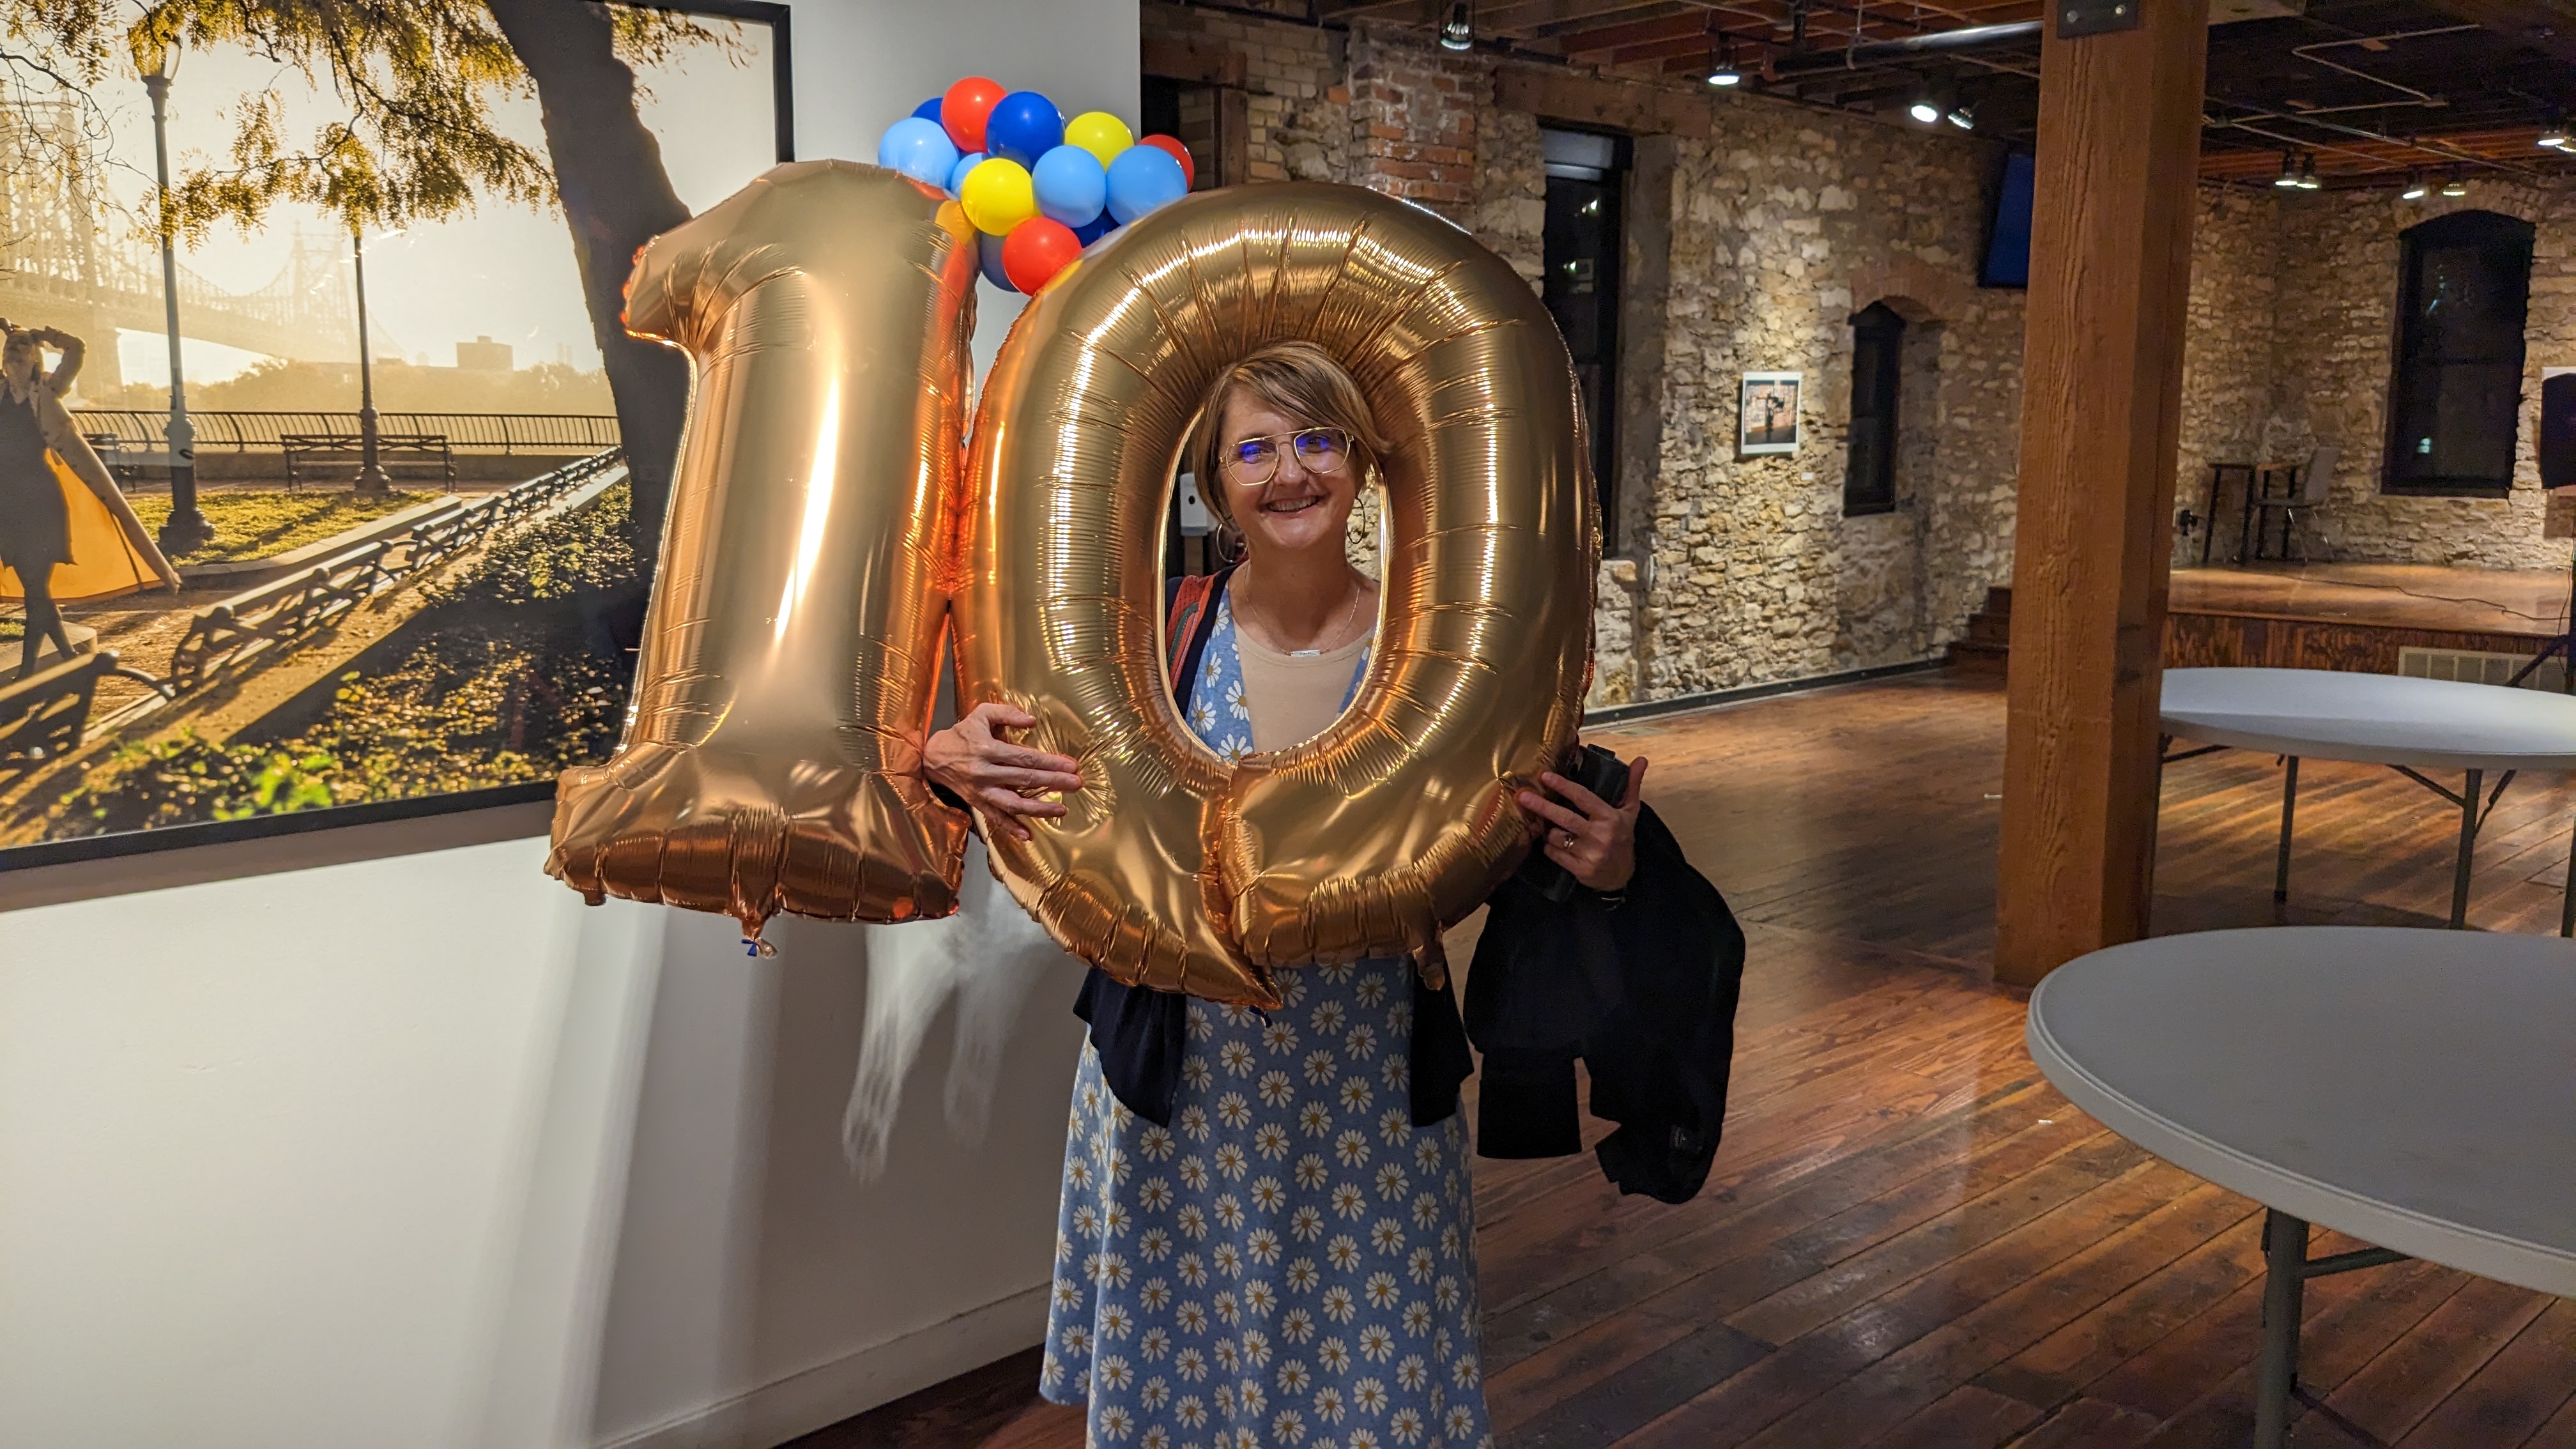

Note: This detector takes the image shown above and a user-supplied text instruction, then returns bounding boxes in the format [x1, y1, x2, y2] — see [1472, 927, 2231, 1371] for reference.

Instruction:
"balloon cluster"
[875, 75, 1194, 294]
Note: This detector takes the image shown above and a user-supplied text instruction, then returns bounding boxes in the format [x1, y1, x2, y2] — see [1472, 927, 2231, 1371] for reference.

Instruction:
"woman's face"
[1215, 390, 1361, 562]
[1, 335, 37, 383]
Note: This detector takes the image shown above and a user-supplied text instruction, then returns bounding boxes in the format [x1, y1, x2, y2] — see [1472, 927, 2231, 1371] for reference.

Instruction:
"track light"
[2400, 170, 2427, 200]
[2296, 154, 2320, 190]
[1706, 34, 1742, 86]
[1439, 0, 1473, 50]
[2542, 110, 2569, 149]
[2440, 173, 2467, 196]
[1946, 102, 1975, 130]
[2273, 152, 2301, 188]
[1909, 91, 1940, 125]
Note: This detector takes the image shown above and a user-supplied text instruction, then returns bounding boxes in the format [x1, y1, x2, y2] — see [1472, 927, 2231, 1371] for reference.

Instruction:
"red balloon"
[942, 76, 1007, 153]
[1138, 134, 1195, 189]
[1001, 217, 1082, 293]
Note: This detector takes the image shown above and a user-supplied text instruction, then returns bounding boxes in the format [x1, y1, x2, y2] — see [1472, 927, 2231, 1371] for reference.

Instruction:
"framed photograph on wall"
[1739, 371, 1803, 456]
[0, 3, 792, 870]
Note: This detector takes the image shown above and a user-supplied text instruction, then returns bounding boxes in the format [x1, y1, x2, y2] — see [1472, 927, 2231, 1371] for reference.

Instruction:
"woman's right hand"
[923, 702, 1084, 841]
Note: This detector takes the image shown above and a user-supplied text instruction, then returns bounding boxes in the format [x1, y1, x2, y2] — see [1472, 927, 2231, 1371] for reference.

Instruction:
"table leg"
[2256, 1209, 2307, 1449]
[2452, 768, 2482, 930]
[2563, 811, 2573, 940]
[2275, 756, 2299, 904]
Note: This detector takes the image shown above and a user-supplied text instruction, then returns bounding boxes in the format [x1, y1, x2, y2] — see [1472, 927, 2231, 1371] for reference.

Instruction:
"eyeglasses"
[1222, 427, 1353, 485]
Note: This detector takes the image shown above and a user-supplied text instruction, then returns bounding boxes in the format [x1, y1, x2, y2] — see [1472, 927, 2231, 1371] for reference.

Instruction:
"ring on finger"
[1558, 831, 1577, 850]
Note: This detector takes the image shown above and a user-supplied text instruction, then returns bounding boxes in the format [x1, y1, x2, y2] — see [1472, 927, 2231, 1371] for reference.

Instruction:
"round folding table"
[2026, 927, 2576, 1448]
[2159, 666, 2576, 934]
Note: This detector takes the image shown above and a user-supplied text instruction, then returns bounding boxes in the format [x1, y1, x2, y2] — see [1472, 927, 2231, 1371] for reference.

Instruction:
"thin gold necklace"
[1241, 564, 1365, 657]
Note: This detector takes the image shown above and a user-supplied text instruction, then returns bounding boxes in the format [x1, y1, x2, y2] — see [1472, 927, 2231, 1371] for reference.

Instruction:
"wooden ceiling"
[1223, 0, 2576, 189]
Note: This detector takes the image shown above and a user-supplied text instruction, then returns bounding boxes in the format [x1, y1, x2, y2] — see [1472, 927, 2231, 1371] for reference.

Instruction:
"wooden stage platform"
[1954, 562, 2573, 684]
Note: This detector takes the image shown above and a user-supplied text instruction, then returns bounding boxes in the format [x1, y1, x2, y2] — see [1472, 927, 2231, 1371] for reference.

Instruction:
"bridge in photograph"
[0, 100, 358, 374]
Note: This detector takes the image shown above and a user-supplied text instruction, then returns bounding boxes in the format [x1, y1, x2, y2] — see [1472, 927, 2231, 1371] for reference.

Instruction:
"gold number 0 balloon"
[957, 183, 1597, 1005]
[546, 162, 978, 938]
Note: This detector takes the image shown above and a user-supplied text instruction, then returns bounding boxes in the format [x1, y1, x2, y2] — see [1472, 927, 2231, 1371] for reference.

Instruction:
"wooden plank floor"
[795, 671, 2576, 1448]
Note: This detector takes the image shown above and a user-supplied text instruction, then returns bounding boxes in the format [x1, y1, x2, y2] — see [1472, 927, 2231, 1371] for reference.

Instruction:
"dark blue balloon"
[1073, 214, 1116, 246]
[977, 229, 1020, 293]
[912, 96, 943, 123]
[983, 89, 1064, 167]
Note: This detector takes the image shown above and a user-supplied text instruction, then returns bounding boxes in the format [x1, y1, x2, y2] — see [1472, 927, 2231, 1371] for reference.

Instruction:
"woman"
[928, 342, 1646, 1448]
[0, 325, 83, 677]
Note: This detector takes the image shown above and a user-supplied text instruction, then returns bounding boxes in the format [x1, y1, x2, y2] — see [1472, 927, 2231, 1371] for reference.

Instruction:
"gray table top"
[2027, 927, 2576, 1297]
[2161, 666, 2576, 772]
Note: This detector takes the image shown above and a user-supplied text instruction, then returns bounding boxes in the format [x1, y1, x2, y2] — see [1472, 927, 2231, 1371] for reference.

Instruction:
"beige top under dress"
[1233, 623, 1370, 753]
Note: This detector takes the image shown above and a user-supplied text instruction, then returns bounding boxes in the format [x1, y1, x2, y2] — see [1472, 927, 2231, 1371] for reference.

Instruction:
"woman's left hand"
[1517, 755, 1648, 893]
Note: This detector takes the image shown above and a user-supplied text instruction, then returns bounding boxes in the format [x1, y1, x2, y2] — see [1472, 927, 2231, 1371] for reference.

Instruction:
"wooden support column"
[1995, 0, 2210, 987]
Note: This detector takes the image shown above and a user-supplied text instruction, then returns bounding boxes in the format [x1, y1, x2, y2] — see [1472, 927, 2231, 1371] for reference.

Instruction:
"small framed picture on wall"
[1739, 371, 1803, 455]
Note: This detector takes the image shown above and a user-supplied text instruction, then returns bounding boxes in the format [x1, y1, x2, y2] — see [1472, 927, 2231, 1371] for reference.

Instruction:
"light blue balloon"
[947, 151, 987, 197]
[876, 116, 959, 188]
[1030, 144, 1107, 228]
[977, 230, 1020, 293]
[1105, 144, 1189, 224]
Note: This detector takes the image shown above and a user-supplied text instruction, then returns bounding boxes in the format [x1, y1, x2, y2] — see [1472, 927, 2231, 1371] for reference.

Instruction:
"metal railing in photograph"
[72, 410, 622, 456]
[164, 449, 625, 695]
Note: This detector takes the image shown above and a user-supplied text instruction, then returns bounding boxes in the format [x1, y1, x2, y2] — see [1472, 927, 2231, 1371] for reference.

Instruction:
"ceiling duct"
[1768, 21, 2041, 77]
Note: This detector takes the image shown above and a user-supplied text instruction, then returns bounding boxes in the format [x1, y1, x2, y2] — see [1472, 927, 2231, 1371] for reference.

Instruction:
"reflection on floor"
[803, 671, 2576, 1448]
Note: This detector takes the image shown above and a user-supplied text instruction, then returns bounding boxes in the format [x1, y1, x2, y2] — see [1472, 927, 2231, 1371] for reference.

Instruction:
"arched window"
[2385, 210, 2533, 496]
[1844, 302, 1905, 516]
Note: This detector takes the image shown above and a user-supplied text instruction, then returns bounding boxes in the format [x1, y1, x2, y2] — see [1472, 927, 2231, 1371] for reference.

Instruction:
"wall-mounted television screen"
[1981, 150, 2034, 289]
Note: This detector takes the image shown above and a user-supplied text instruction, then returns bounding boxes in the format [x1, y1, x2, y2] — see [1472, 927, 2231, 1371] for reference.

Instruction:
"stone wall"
[2174, 187, 2280, 568]
[1140, 4, 2029, 706]
[1647, 118, 2027, 694]
[2265, 183, 2573, 569]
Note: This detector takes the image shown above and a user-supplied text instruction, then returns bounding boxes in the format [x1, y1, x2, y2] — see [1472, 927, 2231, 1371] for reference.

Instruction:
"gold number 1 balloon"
[546, 161, 978, 940]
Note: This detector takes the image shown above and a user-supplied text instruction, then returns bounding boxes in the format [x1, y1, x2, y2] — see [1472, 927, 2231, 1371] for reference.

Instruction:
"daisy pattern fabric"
[1041, 601, 1494, 1448]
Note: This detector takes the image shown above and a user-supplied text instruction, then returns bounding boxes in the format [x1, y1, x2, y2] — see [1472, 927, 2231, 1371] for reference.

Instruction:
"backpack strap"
[1165, 564, 1236, 705]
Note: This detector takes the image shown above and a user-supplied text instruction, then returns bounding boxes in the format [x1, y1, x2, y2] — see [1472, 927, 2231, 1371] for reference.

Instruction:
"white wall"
[0, 3, 1137, 1446]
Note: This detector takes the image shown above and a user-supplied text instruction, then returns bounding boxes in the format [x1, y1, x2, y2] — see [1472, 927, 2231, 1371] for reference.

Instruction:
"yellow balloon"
[959, 157, 1036, 234]
[1064, 111, 1135, 168]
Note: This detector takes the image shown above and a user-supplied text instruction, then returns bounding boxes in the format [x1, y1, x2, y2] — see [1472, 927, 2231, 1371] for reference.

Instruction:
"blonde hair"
[1186, 341, 1388, 542]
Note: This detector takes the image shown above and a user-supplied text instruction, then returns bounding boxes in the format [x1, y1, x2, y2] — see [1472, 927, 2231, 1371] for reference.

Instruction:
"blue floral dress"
[1041, 597, 1494, 1449]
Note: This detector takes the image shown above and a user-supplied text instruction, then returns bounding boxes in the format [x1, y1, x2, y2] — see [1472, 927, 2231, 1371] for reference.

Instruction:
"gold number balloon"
[546, 161, 979, 939]
[956, 183, 1597, 1005]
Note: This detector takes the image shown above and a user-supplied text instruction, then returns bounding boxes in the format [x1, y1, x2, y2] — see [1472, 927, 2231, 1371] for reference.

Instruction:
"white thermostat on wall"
[1176, 472, 1213, 535]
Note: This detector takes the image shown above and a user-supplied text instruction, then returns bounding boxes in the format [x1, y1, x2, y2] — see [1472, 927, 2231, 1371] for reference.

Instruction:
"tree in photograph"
[4, 0, 737, 542]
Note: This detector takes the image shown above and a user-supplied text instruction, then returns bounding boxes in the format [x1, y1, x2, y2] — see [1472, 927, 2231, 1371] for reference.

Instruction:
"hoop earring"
[1215, 525, 1247, 565]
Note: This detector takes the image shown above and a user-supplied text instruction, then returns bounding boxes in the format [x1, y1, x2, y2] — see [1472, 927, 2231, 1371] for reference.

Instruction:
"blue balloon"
[912, 96, 944, 123]
[1031, 144, 1107, 227]
[947, 151, 987, 197]
[1106, 144, 1189, 224]
[876, 116, 959, 188]
[983, 89, 1064, 167]
[1073, 214, 1116, 247]
[977, 229, 1020, 293]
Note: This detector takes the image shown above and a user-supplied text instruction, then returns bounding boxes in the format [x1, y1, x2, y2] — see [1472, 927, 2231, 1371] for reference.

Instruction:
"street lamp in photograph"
[139, 39, 211, 553]
[349, 227, 390, 494]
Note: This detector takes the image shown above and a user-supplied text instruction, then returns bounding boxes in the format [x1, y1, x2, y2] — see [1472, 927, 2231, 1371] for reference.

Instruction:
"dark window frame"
[1539, 126, 1629, 546]
[2382, 210, 2534, 498]
[1844, 302, 1905, 517]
